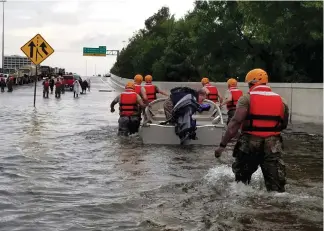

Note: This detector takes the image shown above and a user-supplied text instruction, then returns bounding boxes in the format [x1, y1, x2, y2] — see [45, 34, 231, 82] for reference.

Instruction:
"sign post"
[34, 68, 37, 106]
[20, 33, 54, 107]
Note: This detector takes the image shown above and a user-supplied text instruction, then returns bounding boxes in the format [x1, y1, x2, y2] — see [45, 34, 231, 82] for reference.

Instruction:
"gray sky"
[3, 0, 195, 76]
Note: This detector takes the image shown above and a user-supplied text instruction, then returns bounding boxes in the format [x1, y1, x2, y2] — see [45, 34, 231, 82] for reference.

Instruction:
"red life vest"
[242, 85, 284, 138]
[205, 84, 219, 103]
[135, 84, 142, 95]
[144, 83, 156, 103]
[55, 81, 61, 87]
[119, 89, 138, 116]
[226, 87, 243, 111]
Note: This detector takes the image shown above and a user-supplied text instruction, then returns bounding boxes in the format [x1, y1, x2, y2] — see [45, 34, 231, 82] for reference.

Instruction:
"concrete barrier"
[110, 74, 323, 125]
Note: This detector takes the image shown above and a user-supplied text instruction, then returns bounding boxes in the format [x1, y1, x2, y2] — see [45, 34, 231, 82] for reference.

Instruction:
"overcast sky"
[3, 0, 195, 76]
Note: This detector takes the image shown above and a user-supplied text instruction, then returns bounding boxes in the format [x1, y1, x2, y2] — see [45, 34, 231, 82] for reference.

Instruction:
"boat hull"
[140, 123, 224, 145]
[139, 97, 225, 145]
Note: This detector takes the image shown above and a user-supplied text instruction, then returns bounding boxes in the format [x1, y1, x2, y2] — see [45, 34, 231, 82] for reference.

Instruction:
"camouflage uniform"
[118, 116, 141, 136]
[163, 97, 174, 121]
[227, 109, 235, 125]
[111, 94, 142, 136]
[223, 89, 236, 125]
[232, 94, 289, 192]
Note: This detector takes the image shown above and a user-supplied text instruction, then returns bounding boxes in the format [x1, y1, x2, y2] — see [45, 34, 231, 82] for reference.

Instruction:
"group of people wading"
[110, 74, 168, 136]
[42, 76, 90, 99]
[0, 76, 15, 92]
[111, 68, 289, 193]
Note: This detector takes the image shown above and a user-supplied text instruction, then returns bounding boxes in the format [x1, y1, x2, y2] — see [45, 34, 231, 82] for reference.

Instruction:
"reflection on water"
[0, 78, 322, 231]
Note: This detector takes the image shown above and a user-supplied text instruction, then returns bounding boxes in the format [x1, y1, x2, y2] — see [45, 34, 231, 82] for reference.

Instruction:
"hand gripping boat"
[139, 98, 225, 145]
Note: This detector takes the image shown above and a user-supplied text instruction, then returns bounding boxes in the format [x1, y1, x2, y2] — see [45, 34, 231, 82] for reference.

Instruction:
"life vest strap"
[246, 114, 282, 121]
[120, 108, 137, 111]
[119, 102, 138, 113]
[243, 126, 282, 132]
[243, 114, 283, 132]
[119, 103, 137, 106]
[227, 99, 238, 107]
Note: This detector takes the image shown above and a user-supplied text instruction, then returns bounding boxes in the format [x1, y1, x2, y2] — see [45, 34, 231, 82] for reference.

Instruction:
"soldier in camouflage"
[214, 68, 289, 192]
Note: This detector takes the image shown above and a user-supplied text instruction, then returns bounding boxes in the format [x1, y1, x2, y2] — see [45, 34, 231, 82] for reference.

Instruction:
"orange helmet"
[201, 77, 209, 85]
[227, 78, 237, 87]
[245, 68, 268, 85]
[144, 75, 152, 83]
[125, 81, 135, 90]
[134, 74, 143, 84]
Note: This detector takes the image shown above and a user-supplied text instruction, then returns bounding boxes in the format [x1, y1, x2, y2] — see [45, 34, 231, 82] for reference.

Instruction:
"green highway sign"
[83, 46, 106, 56]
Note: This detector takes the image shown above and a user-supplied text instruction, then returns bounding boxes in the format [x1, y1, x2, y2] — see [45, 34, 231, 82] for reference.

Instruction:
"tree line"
[110, 1, 323, 83]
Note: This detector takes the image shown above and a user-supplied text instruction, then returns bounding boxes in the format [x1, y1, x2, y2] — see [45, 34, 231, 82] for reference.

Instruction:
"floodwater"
[0, 77, 322, 231]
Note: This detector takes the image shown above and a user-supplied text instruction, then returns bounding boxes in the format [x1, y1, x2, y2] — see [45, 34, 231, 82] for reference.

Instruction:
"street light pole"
[85, 59, 87, 77]
[1, 0, 5, 74]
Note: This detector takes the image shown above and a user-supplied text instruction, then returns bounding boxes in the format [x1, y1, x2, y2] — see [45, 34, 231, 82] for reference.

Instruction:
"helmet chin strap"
[248, 81, 267, 90]
[248, 82, 255, 89]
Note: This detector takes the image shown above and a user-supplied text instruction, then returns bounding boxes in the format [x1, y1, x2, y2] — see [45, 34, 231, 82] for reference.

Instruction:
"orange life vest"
[135, 84, 142, 95]
[226, 87, 243, 111]
[119, 89, 138, 116]
[205, 84, 219, 103]
[144, 83, 156, 103]
[242, 85, 284, 138]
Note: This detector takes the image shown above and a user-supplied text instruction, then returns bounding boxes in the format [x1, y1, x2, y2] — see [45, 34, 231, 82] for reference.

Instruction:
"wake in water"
[204, 164, 265, 195]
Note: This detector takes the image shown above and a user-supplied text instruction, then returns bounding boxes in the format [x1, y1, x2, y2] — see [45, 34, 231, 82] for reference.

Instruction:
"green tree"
[110, 1, 323, 83]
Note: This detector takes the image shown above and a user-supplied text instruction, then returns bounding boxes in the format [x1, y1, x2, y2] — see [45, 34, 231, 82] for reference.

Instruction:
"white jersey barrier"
[110, 74, 323, 125]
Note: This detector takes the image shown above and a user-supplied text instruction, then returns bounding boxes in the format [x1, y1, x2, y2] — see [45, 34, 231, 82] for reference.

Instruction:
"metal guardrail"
[143, 98, 224, 126]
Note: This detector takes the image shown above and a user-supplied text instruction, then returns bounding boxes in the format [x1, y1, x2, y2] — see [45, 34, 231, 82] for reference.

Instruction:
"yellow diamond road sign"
[21, 33, 54, 65]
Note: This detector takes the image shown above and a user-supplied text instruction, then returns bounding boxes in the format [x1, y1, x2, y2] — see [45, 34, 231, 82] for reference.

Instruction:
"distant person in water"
[43, 78, 50, 98]
[81, 80, 88, 94]
[0, 77, 6, 92]
[73, 79, 81, 98]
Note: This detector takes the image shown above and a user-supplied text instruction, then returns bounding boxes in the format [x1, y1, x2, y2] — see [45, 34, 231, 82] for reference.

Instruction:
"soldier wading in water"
[214, 68, 289, 193]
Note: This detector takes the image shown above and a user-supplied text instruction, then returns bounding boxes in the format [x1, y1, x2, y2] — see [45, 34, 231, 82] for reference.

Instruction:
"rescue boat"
[139, 98, 225, 145]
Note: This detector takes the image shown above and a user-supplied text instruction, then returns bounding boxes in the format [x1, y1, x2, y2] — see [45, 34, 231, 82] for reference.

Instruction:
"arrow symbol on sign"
[40, 42, 48, 55]
[28, 41, 36, 58]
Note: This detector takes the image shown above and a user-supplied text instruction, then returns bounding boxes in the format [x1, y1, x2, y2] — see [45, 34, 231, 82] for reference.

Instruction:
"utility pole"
[1, 0, 5, 74]
[85, 59, 87, 76]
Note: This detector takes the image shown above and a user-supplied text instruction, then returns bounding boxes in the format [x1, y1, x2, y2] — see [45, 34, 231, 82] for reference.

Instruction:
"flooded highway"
[0, 77, 322, 231]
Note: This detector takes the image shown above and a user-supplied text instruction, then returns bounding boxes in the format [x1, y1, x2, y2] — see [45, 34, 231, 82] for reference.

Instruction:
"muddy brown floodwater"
[0, 77, 322, 231]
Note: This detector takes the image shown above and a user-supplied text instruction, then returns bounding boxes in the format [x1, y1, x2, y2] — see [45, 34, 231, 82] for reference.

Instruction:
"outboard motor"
[170, 87, 200, 144]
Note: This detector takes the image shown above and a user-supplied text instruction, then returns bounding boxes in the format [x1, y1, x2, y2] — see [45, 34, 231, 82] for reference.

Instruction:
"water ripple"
[0, 78, 322, 231]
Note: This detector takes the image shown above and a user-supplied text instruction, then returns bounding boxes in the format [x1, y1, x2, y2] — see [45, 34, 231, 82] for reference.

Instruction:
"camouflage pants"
[43, 88, 49, 98]
[118, 115, 141, 136]
[163, 97, 174, 121]
[227, 109, 235, 125]
[232, 133, 286, 192]
[55, 89, 61, 98]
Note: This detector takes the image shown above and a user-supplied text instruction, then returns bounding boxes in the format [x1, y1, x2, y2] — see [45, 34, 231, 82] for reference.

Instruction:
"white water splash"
[204, 165, 234, 188]
[204, 164, 267, 197]
[205, 165, 321, 205]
